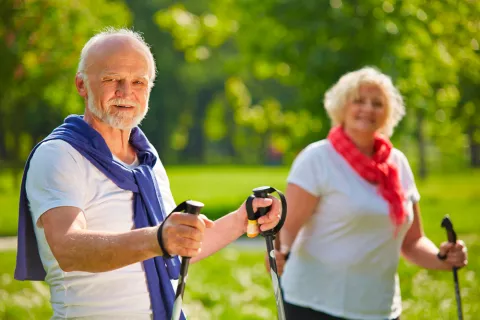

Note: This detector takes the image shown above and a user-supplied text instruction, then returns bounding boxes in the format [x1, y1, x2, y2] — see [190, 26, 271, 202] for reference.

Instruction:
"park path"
[0, 237, 17, 251]
[0, 236, 265, 252]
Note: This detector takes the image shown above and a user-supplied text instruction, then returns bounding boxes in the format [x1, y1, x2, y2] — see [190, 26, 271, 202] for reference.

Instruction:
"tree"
[0, 0, 131, 176]
[156, 0, 480, 173]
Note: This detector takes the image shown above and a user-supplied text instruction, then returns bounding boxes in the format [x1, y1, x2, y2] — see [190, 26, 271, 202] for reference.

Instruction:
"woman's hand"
[437, 240, 468, 268]
[264, 249, 288, 276]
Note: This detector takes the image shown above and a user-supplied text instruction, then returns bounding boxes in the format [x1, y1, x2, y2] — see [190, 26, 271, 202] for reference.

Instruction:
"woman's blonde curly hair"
[323, 66, 405, 137]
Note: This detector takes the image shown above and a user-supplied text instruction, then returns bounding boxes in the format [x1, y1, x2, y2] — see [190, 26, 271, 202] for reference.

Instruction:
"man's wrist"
[156, 223, 172, 259]
[232, 209, 247, 235]
[153, 226, 163, 256]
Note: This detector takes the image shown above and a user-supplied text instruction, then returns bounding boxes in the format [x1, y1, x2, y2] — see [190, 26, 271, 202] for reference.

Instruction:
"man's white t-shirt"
[281, 140, 420, 320]
[26, 139, 176, 320]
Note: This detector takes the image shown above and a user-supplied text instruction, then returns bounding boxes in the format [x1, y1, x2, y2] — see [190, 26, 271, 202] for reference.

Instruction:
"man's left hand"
[235, 196, 281, 233]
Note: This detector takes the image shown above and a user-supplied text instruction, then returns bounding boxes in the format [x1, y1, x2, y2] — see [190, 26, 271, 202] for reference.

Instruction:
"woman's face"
[343, 84, 389, 135]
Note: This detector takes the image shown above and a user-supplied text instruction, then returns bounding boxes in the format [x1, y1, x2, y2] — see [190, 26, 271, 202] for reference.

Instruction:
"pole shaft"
[171, 200, 204, 320]
[453, 269, 463, 320]
[265, 235, 286, 320]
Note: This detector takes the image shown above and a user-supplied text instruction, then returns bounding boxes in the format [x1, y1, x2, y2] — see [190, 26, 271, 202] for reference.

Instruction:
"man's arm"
[41, 206, 210, 272]
[191, 197, 281, 263]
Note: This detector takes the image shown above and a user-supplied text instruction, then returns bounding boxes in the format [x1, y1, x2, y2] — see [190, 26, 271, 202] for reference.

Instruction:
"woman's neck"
[343, 127, 375, 157]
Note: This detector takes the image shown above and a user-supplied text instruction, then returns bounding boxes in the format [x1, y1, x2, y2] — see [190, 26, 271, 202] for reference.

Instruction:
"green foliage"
[155, 0, 480, 168]
[1, 1, 478, 169]
[0, 0, 131, 169]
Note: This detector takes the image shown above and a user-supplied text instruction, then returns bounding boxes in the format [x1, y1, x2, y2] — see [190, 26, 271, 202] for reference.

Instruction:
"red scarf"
[328, 126, 406, 228]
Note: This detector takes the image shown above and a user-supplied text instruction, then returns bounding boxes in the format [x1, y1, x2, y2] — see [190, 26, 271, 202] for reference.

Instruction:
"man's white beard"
[85, 82, 149, 130]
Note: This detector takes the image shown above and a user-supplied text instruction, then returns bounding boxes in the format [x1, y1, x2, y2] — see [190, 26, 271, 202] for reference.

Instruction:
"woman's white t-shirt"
[26, 140, 176, 320]
[281, 140, 420, 320]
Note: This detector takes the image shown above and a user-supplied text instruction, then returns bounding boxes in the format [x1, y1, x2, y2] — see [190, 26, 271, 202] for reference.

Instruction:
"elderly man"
[15, 28, 280, 320]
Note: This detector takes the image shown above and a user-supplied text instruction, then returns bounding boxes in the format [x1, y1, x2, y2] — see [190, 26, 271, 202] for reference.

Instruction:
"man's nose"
[115, 81, 132, 97]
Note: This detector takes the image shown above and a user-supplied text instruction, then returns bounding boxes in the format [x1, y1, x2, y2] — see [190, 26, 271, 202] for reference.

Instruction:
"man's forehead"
[85, 36, 152, 76]
[101, 70, 150, 79]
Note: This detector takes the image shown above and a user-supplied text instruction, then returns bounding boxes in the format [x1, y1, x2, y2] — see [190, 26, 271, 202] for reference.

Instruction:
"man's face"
[82, 39, 152, 130]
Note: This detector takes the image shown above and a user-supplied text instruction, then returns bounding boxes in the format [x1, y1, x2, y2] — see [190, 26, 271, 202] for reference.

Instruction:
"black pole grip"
[253, 186, 272, 217]
[185, 200, 204, 216]
[441, 215, 457, 244]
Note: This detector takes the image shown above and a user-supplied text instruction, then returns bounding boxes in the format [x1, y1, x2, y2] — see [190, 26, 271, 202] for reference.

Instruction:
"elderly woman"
[275, 67, 468, 320]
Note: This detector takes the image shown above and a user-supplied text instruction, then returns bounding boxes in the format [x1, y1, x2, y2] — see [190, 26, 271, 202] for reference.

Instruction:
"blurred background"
[0, 0, 479, 319]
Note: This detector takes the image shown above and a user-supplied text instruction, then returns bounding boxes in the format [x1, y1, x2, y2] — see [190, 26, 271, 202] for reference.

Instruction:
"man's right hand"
[160, 213, 214, 258]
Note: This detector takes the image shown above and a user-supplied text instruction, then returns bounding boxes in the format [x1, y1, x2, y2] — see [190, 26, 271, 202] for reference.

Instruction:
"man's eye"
[103, 78, 115, 82]
[134, 80, 148, 85]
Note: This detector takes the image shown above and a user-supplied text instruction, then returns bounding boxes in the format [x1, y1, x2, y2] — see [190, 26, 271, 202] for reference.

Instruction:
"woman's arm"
[192, 197, 281, 263]
[279, 183, 320, 252]
[401, 203, 467, 270]
[265, 183, 319, 275]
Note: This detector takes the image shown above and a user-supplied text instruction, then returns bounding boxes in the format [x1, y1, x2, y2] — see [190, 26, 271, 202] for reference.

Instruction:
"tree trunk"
[416, 108, 427, 179]
[0, 134, 6, 161]
[224, 107, 237, 159]
[468, 125, 480, 167]
[180, 89, 212, 163]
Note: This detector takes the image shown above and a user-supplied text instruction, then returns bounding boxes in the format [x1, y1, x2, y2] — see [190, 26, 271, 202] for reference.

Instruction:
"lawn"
[0, 167, 479, 319]
[0, 166, 288, 237]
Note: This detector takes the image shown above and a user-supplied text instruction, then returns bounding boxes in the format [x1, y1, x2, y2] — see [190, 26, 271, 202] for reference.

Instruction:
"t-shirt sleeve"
[287, 144, 327, 197]
[394, 149, 421, 203]
[26, 140, 86, 227]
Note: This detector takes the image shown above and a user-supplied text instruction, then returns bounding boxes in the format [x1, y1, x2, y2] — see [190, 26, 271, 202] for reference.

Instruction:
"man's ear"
[75, 73, 88, 98]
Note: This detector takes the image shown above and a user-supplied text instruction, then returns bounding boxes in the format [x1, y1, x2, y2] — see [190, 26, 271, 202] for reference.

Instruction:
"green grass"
[167, 165, 289, 221]
[0, 170, 20, 237]
[0, 251, 52, 319]
[0, 167, 479, 319]
[0, 248, 278, 320]
[0, 166, 289, 236]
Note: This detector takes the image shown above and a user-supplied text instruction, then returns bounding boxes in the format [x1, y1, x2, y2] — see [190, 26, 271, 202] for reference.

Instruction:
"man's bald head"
[77, 28, 156, 87]
[75, 28, 154, 130]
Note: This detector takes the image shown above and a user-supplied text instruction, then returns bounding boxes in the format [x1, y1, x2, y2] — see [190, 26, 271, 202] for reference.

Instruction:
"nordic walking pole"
[441, 215, 463, 320]
[245, 186, 287, 320]
[171, 200, 205, 320]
